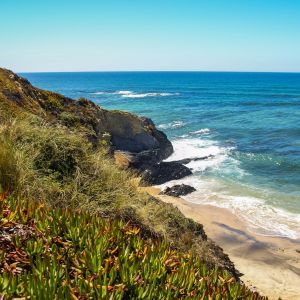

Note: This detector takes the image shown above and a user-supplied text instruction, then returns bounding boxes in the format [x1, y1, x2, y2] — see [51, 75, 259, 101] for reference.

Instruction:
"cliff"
[0, 68, 239, 279]
[0, 68, 173, 163]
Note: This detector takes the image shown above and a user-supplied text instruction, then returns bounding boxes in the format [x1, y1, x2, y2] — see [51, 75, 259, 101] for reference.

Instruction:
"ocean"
[21, 71, 300, 239]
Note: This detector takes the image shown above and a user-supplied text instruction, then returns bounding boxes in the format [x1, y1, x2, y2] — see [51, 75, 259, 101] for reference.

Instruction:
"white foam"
[158, 174, 300, 239]
[165, 138, 220, 161]
[158, 121, 186, 130]
[187, 155, 227, 172]
[116, 90, 133, 95]
[122, 92, 178, 98]
[93, 91, 106, 95]
[190, 128, 210, 135]
[92, 90, 179, 98]
[188, 189, 300, 239]
[165, 138, 231, 173]
[160, 135, 300, 239]
[167, 137, 247, 176]
[223, 196, 300, 239]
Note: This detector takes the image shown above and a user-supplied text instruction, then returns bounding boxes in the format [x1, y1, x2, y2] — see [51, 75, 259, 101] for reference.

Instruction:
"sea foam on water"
[161, 133, 300, 240]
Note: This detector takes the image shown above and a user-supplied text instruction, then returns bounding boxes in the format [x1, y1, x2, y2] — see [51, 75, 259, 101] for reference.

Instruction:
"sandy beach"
[141, 186, 300, 300]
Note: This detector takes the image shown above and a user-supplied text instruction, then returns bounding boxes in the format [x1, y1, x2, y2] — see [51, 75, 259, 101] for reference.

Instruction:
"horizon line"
[18, 70, 300, 74]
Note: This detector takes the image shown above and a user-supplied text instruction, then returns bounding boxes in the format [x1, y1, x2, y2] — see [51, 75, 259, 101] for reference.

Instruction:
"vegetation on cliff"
[0, 196, 265, 299]
[0, 68, 266, 298]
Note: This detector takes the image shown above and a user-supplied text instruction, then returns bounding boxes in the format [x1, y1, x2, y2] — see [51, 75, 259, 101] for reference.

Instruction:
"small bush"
[59, 111, 80, 127]
[0, 140, 19, 193]
[34, 134, 86, 180]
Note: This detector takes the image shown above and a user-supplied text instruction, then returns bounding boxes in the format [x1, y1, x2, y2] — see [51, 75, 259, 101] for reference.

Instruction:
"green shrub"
[34, 134, 86, 180]
[42, 92, 64, 111]
[59, 111, 80, 127]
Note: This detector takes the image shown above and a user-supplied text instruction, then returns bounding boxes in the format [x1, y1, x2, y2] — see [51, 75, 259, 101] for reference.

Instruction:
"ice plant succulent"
[0, 196, 266, 299]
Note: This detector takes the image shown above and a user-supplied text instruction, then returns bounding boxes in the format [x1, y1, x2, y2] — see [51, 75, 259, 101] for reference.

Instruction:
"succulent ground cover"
[0, 195, 266, 299]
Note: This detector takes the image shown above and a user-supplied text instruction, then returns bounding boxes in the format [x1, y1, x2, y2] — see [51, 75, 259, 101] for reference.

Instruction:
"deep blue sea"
[21, 72, 300, 239]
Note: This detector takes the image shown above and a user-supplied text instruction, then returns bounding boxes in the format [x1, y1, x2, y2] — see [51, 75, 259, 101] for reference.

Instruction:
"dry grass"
[0, 141, 19, 193]
[0, 108, 237, 275]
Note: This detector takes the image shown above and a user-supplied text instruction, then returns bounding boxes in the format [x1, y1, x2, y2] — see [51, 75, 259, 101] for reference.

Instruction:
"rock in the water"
[160, 184, 196, 197]
[174, 155, 214, 165]
[140, 162, 192, 186]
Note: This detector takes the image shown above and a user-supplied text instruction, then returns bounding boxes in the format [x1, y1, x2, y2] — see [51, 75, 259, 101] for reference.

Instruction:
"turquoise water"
[21, 72, 300, 239]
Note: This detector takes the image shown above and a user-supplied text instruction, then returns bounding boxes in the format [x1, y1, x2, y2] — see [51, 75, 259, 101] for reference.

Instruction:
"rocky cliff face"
[0, 68, 173, 163]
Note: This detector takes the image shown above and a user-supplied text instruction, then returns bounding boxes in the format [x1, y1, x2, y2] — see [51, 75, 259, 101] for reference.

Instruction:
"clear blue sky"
[1, 0, 300, 72]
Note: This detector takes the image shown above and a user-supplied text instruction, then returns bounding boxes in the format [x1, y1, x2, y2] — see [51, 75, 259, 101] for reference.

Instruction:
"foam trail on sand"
[187, 187, 300, 240]
[160, 135, 300, 240]
[159, 174, 300, 240]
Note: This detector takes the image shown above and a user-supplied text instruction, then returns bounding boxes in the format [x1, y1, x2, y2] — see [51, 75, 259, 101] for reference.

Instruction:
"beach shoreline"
[141, 185, 300, 300]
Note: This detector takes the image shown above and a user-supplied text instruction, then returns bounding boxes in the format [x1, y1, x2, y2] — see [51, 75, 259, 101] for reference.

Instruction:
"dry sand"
[142, 186, 300, 300]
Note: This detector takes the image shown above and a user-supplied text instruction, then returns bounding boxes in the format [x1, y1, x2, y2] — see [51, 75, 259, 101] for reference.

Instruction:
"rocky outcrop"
[0, 68, 173, 164]
[173, 155, 214, 165]
[160, 184, 196, 197]
[140, 162, 192, 186]
[103, 113, 173, 162]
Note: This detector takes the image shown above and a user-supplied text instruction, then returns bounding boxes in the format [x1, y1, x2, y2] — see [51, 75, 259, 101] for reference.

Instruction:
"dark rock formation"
[102, 113, 173, 162]
[160, 184, 196, 197]
[140, 162, 192, 186]
[174, 155, 214, 165]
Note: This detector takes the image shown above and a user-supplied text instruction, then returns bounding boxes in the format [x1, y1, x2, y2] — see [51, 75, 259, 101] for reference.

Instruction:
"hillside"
[0, 68, 266, 298]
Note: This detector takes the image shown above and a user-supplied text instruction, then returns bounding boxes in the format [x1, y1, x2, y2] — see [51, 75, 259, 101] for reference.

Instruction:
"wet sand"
[142, 186, 300, 300]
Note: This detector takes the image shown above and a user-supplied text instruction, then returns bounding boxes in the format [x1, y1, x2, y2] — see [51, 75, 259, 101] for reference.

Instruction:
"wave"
[187, 187, 300, 240]
[92, 90, 133, 95]
[190, 128, 210, 135]
[219, 195, 300, 239]
[160, 136, 300, 239]
[116, 90, 133, 95]
[158, 172, 300, 239]
[165, 137, 234, 173]
[92, 90, 179, 98]
[158, 121, 186, 130]
[122, 92, 179, 98]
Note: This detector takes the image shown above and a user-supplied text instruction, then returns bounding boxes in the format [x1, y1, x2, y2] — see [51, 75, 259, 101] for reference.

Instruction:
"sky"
[1, 0, 300, 72]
